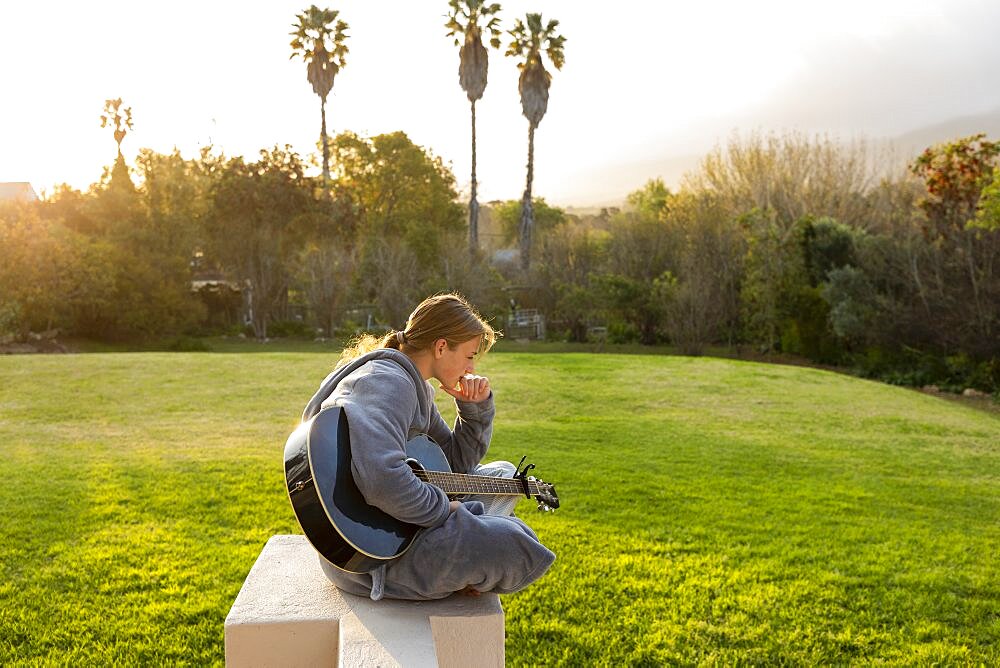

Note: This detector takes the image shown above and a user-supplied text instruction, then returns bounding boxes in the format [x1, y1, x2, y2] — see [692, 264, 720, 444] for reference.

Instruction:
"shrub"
[268, 319, 315, 339]
[607, 320, 640, 344]
[167, 336, 212, 352]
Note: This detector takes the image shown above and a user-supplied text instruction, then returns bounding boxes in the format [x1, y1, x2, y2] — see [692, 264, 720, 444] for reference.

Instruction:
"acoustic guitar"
[284, 406, 559, 573]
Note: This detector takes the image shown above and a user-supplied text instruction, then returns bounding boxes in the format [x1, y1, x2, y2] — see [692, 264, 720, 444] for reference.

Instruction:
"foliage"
[738, 209, 806, 351]
[905, 135, 1000, 358]
[332, 131, 463, 262]
[100, 99, 137, 194]
[493, 197, 566, 247]
[268, 319, 316, 339]
[328, 130, 466, 323]
[7, 106, 1000, 393]
[822, 265, 877, 345]
[99, 97, 133, 156]
[800, 216, 857, 286]
[506, 13, 565, 128]
[166, 335, 213, 352]
[135, 147, 216, 259]
[445, 0, 503, 102]
[289, 5, 349, 101]
[686, 131, 879, 228]
[294, 241, 355, 337]
[1, 182, 204, 342]
[532, 222, 608, 342]
[0, 203, 75, 337]
[909, 133, 1000, 233]
[626, 177, 671, 218]
[974, 168, 1000, 231]
[594, 272, 673, 345]
[207, 147, 316, 339]
[660, 191, 744, 352]
[290, 5, 350, 188]
[853, 347, 1000, 394]
[68, 240, 204, 341]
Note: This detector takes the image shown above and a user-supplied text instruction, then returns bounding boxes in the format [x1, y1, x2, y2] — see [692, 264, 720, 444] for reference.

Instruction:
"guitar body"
[283, 406, 450, 574]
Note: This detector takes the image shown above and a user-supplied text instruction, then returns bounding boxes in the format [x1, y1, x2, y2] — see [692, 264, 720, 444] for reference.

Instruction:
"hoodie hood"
[301, 348, 429, 423]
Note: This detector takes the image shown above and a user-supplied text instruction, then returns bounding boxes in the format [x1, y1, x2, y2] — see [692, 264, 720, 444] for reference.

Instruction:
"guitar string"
[415, 470, 552, 497]
[412, 470, 549, 496]
[415, 474, 538, 495]
[416, 470, 544, 492]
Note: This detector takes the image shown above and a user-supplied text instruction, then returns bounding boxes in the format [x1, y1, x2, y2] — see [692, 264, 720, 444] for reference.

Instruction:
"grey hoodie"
[301, 349, 555, 600]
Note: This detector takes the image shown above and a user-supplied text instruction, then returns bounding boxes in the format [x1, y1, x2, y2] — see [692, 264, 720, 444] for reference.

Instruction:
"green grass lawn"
[1, 351, 998, 665]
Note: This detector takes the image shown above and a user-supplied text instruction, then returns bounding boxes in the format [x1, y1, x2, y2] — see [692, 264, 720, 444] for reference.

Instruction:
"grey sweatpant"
[462, 460, 520, 517]
[317, 460, 554, 600]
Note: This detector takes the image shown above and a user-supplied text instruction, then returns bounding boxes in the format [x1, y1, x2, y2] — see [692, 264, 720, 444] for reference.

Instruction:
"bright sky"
[3, 0, 1000, 205]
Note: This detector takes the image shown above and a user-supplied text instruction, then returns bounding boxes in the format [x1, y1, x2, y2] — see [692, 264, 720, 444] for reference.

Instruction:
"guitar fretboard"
[413, 470, 545, 497]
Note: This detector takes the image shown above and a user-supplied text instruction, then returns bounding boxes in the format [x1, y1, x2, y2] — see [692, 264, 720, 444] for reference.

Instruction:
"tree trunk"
[964, 231, 985, 340]
[469, 100, 479, 258]
[320, 97, 330, 196]
[520, 123, 536, 273]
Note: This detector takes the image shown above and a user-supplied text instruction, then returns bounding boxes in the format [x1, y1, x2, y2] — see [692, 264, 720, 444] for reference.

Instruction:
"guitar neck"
[413, 470, 542, 497]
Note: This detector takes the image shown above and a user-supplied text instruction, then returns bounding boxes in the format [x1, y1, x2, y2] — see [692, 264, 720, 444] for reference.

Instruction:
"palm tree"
[100, 98, 135, 190]
[290, 5, 349, 195]
[445, 0, 502, 257]
[507, 13, 565, 272]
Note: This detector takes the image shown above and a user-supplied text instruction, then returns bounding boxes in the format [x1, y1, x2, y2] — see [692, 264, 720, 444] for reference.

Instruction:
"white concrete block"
[225, 535, 504, 668]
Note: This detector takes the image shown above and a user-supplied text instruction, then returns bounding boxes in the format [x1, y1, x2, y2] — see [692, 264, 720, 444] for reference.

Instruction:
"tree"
[738, 209, 808, 352]
[910, 133, 1000, 235]
[822, 265, 878, 347]
[208, 147, 315, 339]
[908, 134, 1000, 355]
[974, 170, 1000, 231]
[595, 199, 681, 345]
[363, 238, 422, 327]
[445, 0, 502, 257]
[627, 178, 671, 218]
[685, 131, 878, 231]
[290, 5, 349, 194]
[506, 12, 565, 272]
[492, 197, 566, 248]
[296, 241, 355, 337]
[534, 221, 608, 342]
[0, 203, 75, 338]
[331, 131, 464, 268]
[99, 98, 135, 191]
[135, 148, 216, 259]
[328, 131, 466, 322]
[99, 98, 133, 160]
[661, 191, 745, 353]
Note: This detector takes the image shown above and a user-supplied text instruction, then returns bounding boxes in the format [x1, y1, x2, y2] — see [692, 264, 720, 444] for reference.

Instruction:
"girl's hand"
[440, 374, 491, 403]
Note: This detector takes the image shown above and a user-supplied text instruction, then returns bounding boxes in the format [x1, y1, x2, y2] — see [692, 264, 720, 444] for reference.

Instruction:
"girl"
[301, 293, 555, 601]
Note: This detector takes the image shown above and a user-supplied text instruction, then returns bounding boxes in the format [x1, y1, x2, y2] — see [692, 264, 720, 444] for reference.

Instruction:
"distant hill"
[556, 109, 1000, 209]
[890, 107, 1000, 155]
[554, 153, 702, 209]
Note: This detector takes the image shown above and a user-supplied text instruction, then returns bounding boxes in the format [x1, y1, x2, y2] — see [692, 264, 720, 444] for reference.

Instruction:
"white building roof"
[0, 182, 38, 201]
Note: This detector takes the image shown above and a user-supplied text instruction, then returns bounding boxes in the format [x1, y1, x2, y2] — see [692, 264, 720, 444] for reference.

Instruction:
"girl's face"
[432, 337, 480, 390]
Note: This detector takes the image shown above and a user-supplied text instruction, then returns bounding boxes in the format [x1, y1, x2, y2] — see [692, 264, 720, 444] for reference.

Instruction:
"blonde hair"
[336, 293, 499, 369]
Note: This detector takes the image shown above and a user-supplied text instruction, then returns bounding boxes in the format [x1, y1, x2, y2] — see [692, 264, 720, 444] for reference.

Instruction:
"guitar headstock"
[514, 456, 560, 512]
[530, 477, 559, 511]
